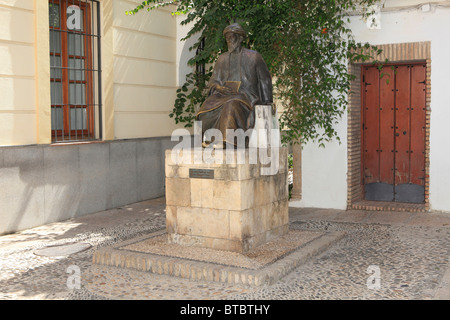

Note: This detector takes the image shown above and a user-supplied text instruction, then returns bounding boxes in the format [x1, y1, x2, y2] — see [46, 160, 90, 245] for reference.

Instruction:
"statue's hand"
[214, 85, 233, 95]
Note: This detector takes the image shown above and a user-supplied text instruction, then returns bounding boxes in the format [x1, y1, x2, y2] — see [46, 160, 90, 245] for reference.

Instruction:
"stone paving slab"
[92, 229, 345, 286]
[34, 242, 92, 257]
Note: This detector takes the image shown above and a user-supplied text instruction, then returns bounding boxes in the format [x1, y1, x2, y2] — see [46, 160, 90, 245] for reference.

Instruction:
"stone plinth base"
[165, 147, 289, 253]
[91, 228, 345, 287]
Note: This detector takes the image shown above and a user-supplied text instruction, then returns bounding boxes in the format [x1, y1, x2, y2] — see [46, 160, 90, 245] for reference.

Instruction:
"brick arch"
[347, 42, 431, 212]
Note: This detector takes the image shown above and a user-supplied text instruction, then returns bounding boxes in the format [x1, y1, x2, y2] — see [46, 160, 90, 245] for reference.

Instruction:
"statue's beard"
[227, 41, 241, 53]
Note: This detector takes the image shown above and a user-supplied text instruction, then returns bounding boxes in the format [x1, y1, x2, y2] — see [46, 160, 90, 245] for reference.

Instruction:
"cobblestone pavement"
[0, 197, 449, 300]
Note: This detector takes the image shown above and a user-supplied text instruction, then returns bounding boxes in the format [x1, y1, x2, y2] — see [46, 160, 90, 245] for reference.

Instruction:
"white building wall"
[176, 17, 198, 87]
[291, 1, 450, 212]
[0, 0, 36, 146]
[112, 0, 181, 139]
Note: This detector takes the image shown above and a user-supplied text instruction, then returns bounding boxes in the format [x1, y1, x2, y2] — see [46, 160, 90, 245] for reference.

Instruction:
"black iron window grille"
[49, 0, 102, 142]
[196, 37, 206, 76]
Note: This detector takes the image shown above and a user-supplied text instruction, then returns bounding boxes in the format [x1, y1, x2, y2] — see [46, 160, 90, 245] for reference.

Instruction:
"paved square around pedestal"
[121, 229, 323, 270]
[92, 228, 345, 286]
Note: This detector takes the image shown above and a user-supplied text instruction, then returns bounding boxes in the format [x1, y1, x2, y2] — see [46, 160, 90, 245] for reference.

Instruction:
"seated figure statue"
[196, 23, 273, 148]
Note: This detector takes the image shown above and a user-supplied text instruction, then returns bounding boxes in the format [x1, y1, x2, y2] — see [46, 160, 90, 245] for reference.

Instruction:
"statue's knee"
[222, 102, 242, 115]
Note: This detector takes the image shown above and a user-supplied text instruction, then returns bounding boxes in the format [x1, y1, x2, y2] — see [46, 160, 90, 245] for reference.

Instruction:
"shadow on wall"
[178, 28, 199, 87]
[0, 2, 183, 235]
[0, 138, 177, 235]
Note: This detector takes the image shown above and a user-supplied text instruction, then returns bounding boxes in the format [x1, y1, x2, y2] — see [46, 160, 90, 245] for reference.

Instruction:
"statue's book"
[224, 81, 241, 93]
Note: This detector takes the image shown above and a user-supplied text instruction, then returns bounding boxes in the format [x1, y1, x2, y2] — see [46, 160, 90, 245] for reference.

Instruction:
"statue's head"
[223, 23, 246, 52]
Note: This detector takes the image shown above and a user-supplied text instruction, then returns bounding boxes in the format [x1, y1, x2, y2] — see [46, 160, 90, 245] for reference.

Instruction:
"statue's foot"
[202, 141, 226, 149]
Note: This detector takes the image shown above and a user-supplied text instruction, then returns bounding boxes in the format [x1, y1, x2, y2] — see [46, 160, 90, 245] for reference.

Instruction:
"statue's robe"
[196, 47, 273, 146]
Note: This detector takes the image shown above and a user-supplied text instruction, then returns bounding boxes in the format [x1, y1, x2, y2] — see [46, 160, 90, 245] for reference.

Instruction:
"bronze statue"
[196, 23, 273, 148]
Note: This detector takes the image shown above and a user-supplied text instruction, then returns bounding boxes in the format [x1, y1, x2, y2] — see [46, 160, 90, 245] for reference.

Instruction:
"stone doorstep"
[91, 229, 345, 287]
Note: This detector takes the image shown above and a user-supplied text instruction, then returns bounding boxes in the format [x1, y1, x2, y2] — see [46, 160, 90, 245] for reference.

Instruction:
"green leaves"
[125, 0, 175, 15]
[169, 70, 210, 127]
[128, 0, 381, 146]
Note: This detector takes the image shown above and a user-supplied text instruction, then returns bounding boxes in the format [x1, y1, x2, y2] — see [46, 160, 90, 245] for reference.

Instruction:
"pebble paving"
[0, 199, 449, 300]
[234, 221, 450, 300]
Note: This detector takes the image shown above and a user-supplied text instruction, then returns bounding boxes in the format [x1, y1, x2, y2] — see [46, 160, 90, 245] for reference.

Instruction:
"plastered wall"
[292, 1, 450, 212]
[0, 0, 37, 146]
[0, 0, 185, 146]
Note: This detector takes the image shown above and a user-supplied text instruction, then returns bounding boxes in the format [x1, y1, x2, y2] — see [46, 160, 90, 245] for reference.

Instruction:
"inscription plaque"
[189, 169, 214, 180]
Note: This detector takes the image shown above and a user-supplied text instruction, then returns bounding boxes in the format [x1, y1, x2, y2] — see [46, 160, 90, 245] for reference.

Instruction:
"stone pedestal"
[165, 147, 289, 253]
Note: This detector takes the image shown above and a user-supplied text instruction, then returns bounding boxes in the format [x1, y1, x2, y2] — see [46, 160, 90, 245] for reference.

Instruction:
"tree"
[127, 0, 381, 146]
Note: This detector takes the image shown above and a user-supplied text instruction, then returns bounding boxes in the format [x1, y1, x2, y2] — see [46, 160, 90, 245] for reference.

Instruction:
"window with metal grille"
[49, 0, 102, 142]
[196, 37, 206, 76]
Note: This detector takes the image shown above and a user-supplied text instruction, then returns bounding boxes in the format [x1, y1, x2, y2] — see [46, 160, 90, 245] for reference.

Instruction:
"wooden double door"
[362, 63, 426, 203]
